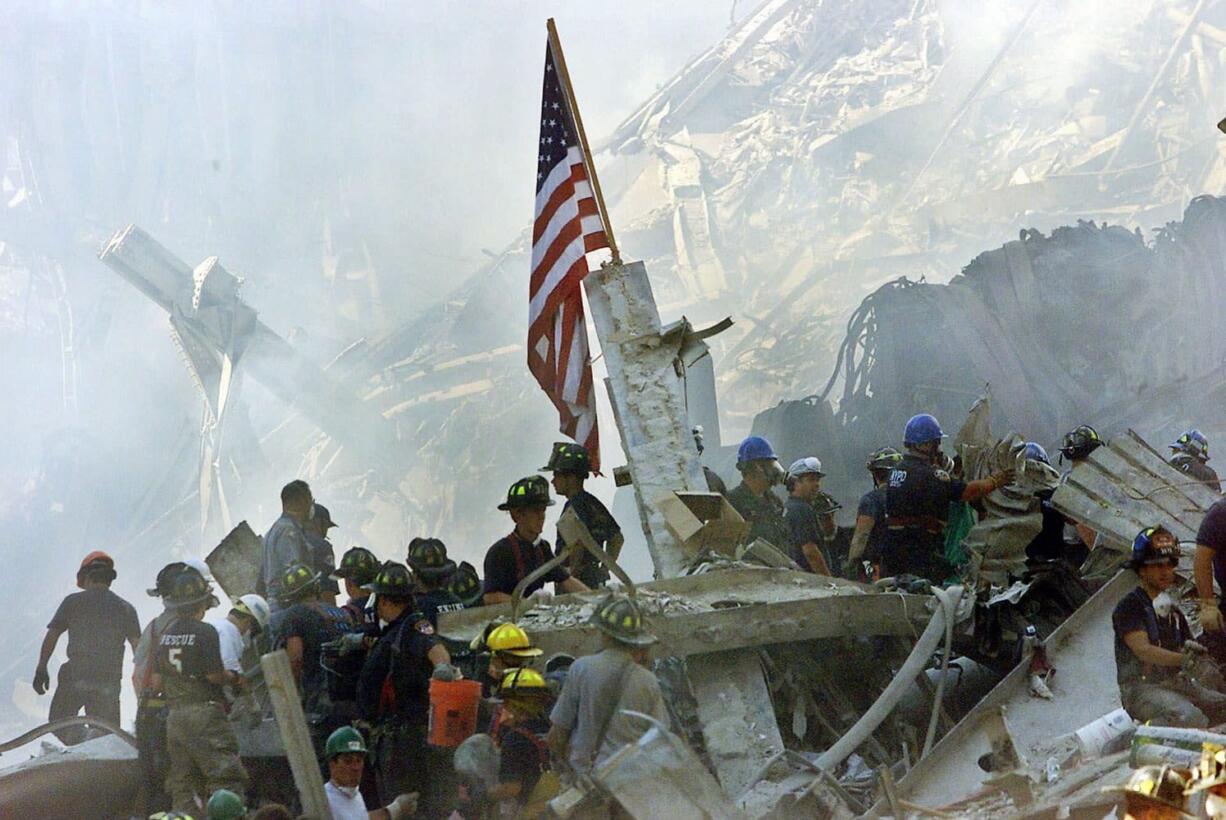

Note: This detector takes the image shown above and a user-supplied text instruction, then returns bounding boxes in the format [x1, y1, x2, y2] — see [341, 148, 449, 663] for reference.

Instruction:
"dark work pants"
[136, 697, 171, 813]
[48, 663, 120, 745]
[374, 721, 457, 818]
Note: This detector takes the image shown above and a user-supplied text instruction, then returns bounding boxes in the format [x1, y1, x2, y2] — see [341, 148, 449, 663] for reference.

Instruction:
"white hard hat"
[184, 557, 214, 583]
[787, 457, 824, 479]
[235, 593, 271, 631]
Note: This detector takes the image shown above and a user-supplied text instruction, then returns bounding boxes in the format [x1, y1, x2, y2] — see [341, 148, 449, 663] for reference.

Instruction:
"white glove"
[386, 792, 419, 820]
[1202, 600, 1225, 633]
[529, 588, 554, 602]
[432, 663, 462, 682]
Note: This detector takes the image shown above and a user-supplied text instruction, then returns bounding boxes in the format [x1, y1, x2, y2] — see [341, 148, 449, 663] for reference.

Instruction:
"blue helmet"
[737, 435, 777, 465]
[1023, 442, 1050, 465]
[903, 414, 945, 446]
[1129, 526, 1178, 569]
[1171, 429, 1209, 461]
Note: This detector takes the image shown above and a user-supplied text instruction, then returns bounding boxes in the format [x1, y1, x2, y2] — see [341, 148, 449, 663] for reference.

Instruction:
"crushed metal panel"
[206, 521, 262, 599]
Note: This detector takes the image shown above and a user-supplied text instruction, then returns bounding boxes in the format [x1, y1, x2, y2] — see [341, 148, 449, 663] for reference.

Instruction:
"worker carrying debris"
[547, 595, 667, 779]
[848, 447, 903, 579]
[155, 567, 249, 813]
[482, 476, 590, 605]
[1114, 526, 1226, 728]
[543, 442, 624, 589]
[783, 456, 834, 574]
[727, 435, 791, 550]
[356, 561, 458, 814]
[33, 550, 140, 746]
[1169, 429, 1221, 494]
[883, 414, 1012, 583]
[259, 479, 315, 602]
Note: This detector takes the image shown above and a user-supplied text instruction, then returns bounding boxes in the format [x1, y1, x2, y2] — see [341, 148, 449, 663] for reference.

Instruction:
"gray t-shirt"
[549, 646, 668, 773]
[261, 513, 307, 598]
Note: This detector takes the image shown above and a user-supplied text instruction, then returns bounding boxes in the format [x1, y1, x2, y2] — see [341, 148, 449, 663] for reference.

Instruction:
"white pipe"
[923, 586, 961, 756]
[816, 586, 962, 773]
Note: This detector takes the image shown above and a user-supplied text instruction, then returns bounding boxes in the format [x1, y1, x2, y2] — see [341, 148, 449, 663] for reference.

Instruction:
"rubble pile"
[519, 588, 709, 630]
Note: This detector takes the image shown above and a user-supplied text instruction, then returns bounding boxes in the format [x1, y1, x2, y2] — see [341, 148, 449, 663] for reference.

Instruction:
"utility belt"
[885, 514, 946, 536]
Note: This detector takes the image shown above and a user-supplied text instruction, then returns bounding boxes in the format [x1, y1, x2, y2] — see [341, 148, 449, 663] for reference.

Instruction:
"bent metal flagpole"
[546, 17, 621, 265]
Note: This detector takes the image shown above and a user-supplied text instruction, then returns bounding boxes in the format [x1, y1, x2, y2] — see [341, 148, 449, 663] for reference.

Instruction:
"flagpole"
[546, 18, 621, 265]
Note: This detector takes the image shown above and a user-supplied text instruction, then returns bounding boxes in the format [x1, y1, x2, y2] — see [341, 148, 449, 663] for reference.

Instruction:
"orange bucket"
[428, 679, 482, 747]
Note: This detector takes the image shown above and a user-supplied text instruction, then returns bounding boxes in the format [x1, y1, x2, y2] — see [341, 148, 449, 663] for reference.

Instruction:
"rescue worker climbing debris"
[1114, 526, 1226, 728]
[482, 475, 589, 605]
[883, 413, 1012, 583]
[356, 561, 457, 814]
[848, 447, 902, 579]
[34, 550, 140, 745]
[726, 435, 791, 550]
[542, 441, 624, 589]
[321, 725, 418, 820]
[1170, 428, 1221, 493]
[783, 456, 834, 574]
[548, 595, 667, 778]
[156, 567, 249, 813]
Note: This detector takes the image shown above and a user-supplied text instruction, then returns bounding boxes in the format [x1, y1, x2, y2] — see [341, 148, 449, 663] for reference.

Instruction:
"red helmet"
[77, 551, 116, 588]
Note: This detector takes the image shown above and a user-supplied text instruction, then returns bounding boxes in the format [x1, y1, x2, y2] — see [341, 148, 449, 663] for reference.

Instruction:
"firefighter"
[1170, 429, 1221, 493]
[542, 442, 623, 589]
[332, 546, 380, 627]
[488, 668, 558, 816]
[449, 562, 484, 609]
[34, 551, 141, 745]
[356, 562, 457, 812]
[407, 537, 465, 628]
[156, 568, 248, 813]
[726, 436, 790, 550]
[483, 476, 589, 605]
[848, 447, 903, 579]
[882, 414, 1011, 583]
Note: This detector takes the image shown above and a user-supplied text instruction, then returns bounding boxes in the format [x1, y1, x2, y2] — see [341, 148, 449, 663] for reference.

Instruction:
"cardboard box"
[655, 491, 749, 557]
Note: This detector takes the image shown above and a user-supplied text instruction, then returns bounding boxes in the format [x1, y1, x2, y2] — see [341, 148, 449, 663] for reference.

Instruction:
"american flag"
[529, 40, 609, 473]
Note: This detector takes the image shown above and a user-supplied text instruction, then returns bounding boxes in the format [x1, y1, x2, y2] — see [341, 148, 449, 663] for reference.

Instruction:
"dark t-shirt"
[1196, 498, 1226, 603]
[496, 716, 551, 800]
[418, 588, 465, 629]
[727, 483, 790, 549]
[276, 601, 348, 715]
[356, 611, 439, 725]
[484, 532, 569, 597]
[157, 616, 225, 704]
[556, 490, 621, 586]
[48, 589, 140, 681]
[783, 496, 822, 569]
[856, 488, 888, 563]
[1112, 586, 1189, 687]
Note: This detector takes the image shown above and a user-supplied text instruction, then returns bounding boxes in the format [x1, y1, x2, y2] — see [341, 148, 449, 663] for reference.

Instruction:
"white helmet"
[234, 593, 271, 632]
[787, 457, 825, 480]
[183, 557, 214, 583]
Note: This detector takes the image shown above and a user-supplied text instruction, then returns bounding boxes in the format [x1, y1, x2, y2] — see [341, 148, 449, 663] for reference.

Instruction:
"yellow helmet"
[485, 623, 543, 657]
[499, 667, 549, 696]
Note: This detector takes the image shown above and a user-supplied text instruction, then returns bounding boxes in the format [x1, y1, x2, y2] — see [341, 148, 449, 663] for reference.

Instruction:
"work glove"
[1186, 640, 1208, 655]
[33, 666, 50, 695]
[325, 631, 368, 656]
[432, 663, 462, 682]
[1201, 600, 1225, 633]
[386, 792, 419, 820]
[529, 588, 554, 603]
[990, 469, 1016, 489]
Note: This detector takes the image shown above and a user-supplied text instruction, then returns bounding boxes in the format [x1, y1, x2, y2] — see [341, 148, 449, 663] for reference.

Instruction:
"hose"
[0, 716, 139, 755]
[815, 586, 963, 773]
[923, 586, 961, 756]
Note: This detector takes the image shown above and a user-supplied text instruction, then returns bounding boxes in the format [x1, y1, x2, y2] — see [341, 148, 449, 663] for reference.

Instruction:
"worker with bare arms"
[482, 476, 589, 606]
[1115, 526, 1226, 728]
[34, 551, 140, 745]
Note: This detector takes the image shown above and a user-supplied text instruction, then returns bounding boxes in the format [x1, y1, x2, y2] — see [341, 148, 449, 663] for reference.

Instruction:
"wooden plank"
[260, 650, 329, 819]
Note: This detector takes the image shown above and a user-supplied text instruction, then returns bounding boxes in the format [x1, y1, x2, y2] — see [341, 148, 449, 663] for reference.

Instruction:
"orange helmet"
[77, 551, 116, 588]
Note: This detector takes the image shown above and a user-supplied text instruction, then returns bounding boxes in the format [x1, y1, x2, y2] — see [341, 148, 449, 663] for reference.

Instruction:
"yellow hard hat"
[485, 623, 543, 657]
[499, 667, 549, 696]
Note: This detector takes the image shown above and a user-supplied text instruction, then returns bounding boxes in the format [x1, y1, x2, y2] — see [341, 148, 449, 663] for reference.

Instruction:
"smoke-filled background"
[4, 0, 1226, 742]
